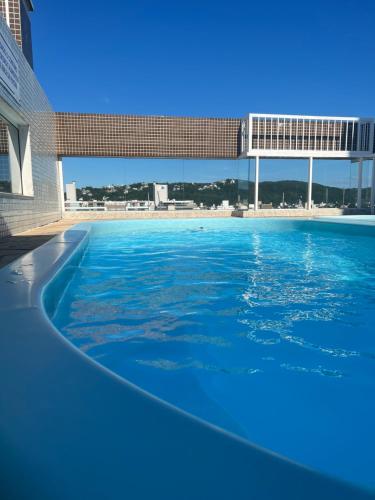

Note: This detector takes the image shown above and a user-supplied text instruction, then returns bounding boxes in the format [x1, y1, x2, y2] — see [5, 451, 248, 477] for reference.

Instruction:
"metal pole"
[254, 156, 259, 211]
[357, 159, 363, 209]
[307, 157, 313, 210]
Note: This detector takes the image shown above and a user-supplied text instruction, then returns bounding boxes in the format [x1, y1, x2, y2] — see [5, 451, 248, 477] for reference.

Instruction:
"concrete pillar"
[357, 159, 363, 209]
[19, 125, 34, 196]
[371, 158, 375, 215]
[57, 157, 65, 215]
[4, 0, 10, 26]
[254, 156, 259, 211]
[307, 157, 313, 210]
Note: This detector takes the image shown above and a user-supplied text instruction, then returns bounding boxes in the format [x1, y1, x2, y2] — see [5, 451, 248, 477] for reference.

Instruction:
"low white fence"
[64, 201, 154, 212]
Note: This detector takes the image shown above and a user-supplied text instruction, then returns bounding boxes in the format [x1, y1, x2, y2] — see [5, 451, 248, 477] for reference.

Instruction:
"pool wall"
[0, 221, 373, 500]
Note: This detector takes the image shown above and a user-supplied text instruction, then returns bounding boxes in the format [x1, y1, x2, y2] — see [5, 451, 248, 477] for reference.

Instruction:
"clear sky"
[31, 0, 375, 187]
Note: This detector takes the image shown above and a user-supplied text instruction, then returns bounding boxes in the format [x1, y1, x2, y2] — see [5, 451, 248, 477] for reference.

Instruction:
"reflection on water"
[50, 219, 375, 488]
[136, 358, 262, 376]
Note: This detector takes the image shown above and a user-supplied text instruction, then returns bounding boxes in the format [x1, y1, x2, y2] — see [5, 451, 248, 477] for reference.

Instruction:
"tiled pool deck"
[0, 219, 77, 268]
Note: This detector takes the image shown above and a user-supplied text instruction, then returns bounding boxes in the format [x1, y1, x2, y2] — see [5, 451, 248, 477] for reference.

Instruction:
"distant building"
[106, 200, 154, 211]
[66, 182, 77, 202]
[159, 200, 197, 211]
[153, 183, 168, 207]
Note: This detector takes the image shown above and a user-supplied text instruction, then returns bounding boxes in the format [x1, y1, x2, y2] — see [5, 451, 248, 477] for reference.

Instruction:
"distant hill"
[76, 179, 369, 208]
[256, 180, 365, 206]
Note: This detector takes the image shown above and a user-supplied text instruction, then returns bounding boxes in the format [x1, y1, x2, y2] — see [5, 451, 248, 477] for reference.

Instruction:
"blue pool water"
[49, 219, 375, 489]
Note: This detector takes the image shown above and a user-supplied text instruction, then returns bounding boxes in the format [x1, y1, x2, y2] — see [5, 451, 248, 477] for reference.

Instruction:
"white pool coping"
[315, 215, 375, 226]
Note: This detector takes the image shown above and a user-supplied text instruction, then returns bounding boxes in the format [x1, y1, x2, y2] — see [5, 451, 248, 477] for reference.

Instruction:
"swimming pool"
[46, 218, 375, 491]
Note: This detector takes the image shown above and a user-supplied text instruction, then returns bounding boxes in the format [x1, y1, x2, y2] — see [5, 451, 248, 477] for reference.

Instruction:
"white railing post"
[307, 157, 313, 210]
[254, 156, 259, 211]
[357, 159, 363, 209]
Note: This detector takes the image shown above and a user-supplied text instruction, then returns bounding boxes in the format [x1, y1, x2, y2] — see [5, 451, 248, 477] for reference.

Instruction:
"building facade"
[0, 7, 60, 237]
[0, 0, 33, 66]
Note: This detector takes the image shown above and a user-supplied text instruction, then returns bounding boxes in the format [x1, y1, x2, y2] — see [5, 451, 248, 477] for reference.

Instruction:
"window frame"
[0, 109, 33, 198]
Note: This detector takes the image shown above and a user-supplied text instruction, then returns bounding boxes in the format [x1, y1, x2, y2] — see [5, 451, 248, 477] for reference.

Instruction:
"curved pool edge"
[0, 222, 373, 500]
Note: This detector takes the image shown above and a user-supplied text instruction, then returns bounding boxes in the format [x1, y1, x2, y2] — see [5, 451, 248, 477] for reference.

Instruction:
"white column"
[4, 0, 10, 26]
[248, 115, 252, 155]
[254, 156, 259, 211]
[307, 157, 313, 210]
[19, 125, 34, 196]
[57, 157, 65, 215]
[357, 159, 363, 209]
[7, 125, 22, 194]
[371, 158, 375, 215]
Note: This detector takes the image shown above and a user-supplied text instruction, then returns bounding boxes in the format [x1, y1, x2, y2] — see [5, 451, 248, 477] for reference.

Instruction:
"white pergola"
[240, 113, 375, 213]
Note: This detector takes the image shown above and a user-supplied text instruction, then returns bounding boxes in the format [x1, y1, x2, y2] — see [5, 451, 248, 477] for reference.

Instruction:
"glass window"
[0, 115, 11, 193]
[312, 160, 360, 209]
[0, 113, 27, 195]
[258, 158, 308, 209]
[237, 159, 254, 208]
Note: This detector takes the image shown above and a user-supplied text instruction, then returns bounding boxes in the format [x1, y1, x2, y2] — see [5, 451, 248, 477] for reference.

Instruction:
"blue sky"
[32, 0, 375, 187]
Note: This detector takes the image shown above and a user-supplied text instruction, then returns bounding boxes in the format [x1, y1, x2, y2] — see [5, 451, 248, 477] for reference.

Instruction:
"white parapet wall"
[61, 208, 371, 221]
[62, 209, 236, 220]
[233, 208, 369, 218]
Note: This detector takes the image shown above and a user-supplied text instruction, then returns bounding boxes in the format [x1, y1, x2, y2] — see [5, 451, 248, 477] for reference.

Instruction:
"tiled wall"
[56, 113, 241, 159]
[0, 1, 33, 66]
[0, 0, 22, 46]
[0, 2, 5, 26]
[0, 16, 60, 237]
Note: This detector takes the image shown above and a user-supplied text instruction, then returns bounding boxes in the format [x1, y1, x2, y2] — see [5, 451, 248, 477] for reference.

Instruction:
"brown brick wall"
[0, 0, 22, 46]
[8, 0, 22, 46]
[55, 112, 241, 159]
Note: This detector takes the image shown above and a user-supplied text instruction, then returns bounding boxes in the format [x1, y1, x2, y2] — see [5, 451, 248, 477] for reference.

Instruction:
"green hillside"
[76, 179, 370, 208]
